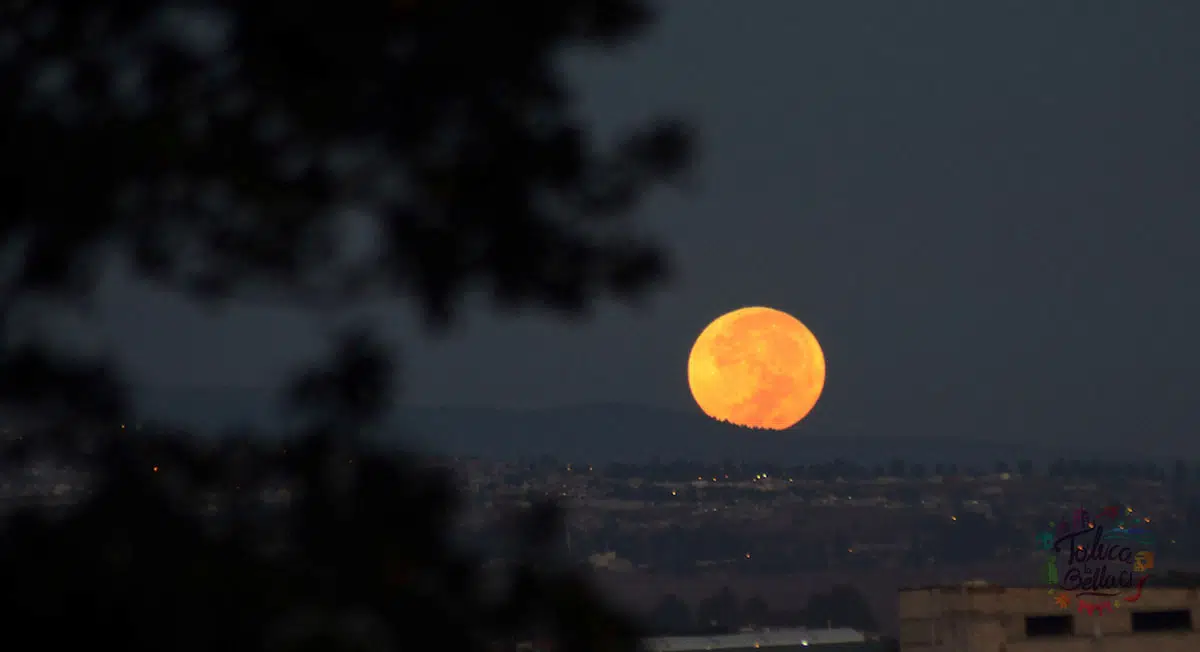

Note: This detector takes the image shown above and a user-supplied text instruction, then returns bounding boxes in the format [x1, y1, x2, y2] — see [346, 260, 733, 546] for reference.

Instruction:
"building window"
[1131, 610, 1193, 633]
[1025, 615, 1073, 637]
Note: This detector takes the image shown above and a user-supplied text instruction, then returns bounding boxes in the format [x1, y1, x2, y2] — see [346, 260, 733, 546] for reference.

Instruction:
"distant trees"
[654, 585, 879, 634]
[828, 458, 866, 480]
[1037, 458, 1196, 483]
[695, 586, 741, 631]
[1174, 460, 1189, 482]
[1145, 462, 1167, 482]
[537, 456, 1195, 485]
[648, 594, 694, 635]
[741, 595, 770, 627]
[803, 585, 878, 632]
[1187, 500, 1200, 526]
[1172, 461, 1191, 501]
[1048, 458, 1066, 477]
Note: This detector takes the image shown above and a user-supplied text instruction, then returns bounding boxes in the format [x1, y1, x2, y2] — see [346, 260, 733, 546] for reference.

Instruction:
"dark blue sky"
[89, 2, 1200, 452]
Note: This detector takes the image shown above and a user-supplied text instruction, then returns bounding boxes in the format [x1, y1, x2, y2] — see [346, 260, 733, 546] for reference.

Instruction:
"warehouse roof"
[643, 627, 867, 650]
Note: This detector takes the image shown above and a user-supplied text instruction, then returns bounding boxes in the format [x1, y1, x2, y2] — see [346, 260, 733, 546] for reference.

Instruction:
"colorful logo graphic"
[1039, 505, 1156, 615]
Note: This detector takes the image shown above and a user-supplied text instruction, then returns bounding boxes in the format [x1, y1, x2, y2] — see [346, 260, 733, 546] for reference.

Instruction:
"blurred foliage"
[0, 0, 694, 650]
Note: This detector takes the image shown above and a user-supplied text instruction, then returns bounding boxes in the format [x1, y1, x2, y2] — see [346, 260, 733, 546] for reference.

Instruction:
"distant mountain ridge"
[396, 403, 1126, 465]
[133, 388, 1130, 465]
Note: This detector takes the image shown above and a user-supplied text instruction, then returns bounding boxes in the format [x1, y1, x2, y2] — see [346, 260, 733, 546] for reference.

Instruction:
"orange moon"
[687, 306, 826, 430]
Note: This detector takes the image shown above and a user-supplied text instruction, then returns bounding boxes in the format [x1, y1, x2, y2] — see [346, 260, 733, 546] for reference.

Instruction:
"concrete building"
[643, 627, 885, 652]
[899, 582, 1198, 651]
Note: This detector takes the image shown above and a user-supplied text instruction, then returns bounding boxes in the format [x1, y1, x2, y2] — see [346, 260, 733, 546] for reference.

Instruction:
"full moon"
[687, 306, 826, 430]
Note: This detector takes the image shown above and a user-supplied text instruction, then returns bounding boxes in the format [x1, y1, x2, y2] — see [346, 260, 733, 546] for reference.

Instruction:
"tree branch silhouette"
[0, 1, 694, 650]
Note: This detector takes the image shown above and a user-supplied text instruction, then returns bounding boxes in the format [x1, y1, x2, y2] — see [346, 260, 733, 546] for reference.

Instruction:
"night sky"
[87, 2, 1200, 453]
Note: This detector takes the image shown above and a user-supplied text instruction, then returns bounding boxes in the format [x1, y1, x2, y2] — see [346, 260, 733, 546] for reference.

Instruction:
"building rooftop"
[642, 627, 866, 650]
[901, 571, 1200, 592]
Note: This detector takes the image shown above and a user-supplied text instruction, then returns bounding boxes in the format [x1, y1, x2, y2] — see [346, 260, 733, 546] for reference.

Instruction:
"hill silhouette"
[134, 388, 1127, 464]
[399, 404, 1127, 464]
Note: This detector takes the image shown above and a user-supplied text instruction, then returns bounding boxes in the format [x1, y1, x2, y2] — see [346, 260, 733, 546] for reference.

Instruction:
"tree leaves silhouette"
[0, 1, 694, 650]
[1, 0, 690, 325]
